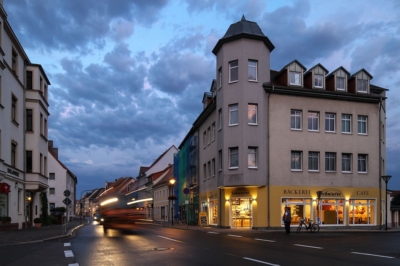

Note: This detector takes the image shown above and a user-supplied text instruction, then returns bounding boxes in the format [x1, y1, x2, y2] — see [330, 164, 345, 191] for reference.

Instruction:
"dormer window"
[314, 75, 323, 88]
[337, 77, 345, 90]
[290, 72, 301, 85]
[357, 79, 368, 93]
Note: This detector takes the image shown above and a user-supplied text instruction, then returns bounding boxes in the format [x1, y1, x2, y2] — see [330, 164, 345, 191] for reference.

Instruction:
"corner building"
[190, 16, 388, 229]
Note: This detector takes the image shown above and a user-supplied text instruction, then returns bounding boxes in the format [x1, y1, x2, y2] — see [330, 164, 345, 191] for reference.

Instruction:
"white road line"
[227, 234, 243, 238]
[351, 252, 395, 259]
[64, 243, 71, 247]
[64, 250, 74, 257]
[207, 232, 219, 234]
[255, 238, 276, 242]
[243, 257, 280, 266]
[294, 244, 323, 249]
[68, 264, 79, 266]
[157, 235, 184, 243]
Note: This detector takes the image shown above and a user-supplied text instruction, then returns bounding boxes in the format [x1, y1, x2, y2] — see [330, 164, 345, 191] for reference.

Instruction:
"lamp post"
[168, 177, 176, 226]
[381, 175, 391, 231]
[316, 191, 322, 225]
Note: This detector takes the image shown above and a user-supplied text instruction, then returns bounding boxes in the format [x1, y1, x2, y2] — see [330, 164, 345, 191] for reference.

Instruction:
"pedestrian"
[283, 207, 291, 234]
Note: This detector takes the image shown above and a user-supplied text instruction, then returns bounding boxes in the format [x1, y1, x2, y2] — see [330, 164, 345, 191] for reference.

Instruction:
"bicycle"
[296, 218, 320, 233]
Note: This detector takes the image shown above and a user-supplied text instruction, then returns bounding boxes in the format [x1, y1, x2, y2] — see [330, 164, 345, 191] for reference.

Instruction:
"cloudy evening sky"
[4, 0, 400, 197]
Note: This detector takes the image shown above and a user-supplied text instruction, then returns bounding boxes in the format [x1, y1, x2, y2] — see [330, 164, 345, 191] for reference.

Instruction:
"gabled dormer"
[202, 79, 216, 109]
[273, 60, 306, 87]
[348, 68, 372, 94]
[326, 66, 350, 92]
[304, 63, 328, 90]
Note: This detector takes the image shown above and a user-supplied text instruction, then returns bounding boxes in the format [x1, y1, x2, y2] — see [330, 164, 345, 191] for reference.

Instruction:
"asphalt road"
[1, 221, 399, 266]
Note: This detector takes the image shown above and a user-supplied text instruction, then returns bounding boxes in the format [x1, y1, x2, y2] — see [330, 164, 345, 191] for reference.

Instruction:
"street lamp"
[381, 175, 392, 231]
[316, 191, 322, 225]
[168, 177, 176, 226]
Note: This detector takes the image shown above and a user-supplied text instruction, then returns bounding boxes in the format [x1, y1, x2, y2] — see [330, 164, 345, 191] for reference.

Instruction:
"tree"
[391, 193, 400, 206]
[40, 192, 50, 226]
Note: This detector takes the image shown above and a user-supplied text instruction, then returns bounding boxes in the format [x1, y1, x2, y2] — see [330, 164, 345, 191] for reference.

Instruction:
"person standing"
[283, 207, 291, 234]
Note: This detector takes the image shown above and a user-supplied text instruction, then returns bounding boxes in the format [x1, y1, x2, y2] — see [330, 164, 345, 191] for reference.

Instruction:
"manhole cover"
[153, 247, 173, 251]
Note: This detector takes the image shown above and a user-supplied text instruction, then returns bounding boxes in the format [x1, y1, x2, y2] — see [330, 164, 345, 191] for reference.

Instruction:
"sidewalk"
[0, 218, 88, 246]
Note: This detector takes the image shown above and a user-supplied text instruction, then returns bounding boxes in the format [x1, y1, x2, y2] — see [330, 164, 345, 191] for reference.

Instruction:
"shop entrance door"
[231, 198, 252, 228]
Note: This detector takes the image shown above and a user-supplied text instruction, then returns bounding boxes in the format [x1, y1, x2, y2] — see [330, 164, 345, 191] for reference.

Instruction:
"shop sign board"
[199, 211, 207, 227]
[231, 188, 250, 197]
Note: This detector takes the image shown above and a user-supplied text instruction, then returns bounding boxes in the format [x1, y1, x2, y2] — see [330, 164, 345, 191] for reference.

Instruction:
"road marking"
[294, 244, 323, 249]
[68, 264, 79, 266]
[243, 257, 280, 265]
[227, 234, 243, 238]
[157, 235, 184, 243]
[64, 250, 74, 257]
[351, 252, 395, 259]
[64, 243, 71, 246]
[207, 232, 219, 234]
[255, 238, 276, 242]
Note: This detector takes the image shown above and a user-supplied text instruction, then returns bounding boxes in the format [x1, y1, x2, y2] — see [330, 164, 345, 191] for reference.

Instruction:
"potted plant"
[34, 217, 42, 228]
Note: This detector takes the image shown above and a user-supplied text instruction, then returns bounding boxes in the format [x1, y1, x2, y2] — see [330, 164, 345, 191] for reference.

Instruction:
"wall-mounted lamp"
[226, 198, 230, 202]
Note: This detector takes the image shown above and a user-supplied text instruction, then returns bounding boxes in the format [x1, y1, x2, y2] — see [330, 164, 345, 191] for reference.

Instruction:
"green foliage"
[392, 193, 400, 205]
[40, 192, 50, 226]
[34, 217, 42, 223]
[52, 207, 66, 213]
[0, 216, 11, 222]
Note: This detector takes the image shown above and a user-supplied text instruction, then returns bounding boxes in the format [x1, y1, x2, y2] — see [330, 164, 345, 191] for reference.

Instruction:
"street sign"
[63, 197, 72, 206]
[63, 190, 71, 197]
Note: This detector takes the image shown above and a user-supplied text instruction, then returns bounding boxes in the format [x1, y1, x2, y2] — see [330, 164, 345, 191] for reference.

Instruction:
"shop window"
[319, 199, 345, 225]
[348, 199, 375, 225]
[231, 198, 252, 228]
[281, 198, 312, 226]
[209, 200, 218, 225]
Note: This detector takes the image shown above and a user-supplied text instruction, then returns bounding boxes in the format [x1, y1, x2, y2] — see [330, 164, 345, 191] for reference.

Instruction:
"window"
[44, 156, 47, 177]
[229, 60, 238, 82]
[229, 104, 238, 126]
[308, 152, 319, 171]
[11, 142, 17, 167]
[40, 113, 43, 135]
[337, 77, 345, 90]
[325, 152, 336, 172]
[40, 153, 43, 174]
[203, 131, 207, 148]
[218, 68, 222, 89]
[44, 119, 48, 138]
[218, 150, 222, 171]
[12, 95, 17, 121]
[290, 72, 301, 85]
[26, 71, 33, 90]
[26, 109, 33, 131]
[342, 114, 352, 133]
[212, 123, 216, 141]
[49, 203, 55, 210]
[291, 110, 302, 130]
[49, 173, 55, 180]
[314, 74, 323, 88]
[229, 147, 239, 168]
[358, 115, 367, 134]
[248, 147, 257, 168]
[357, 79, 368, 93]
[218, 109, 222, 130]
[308, 112, 319, 131]
[208, 161, 211, 178]
[207, 127, 211, 145]
[358, 154, 367, 173]
[203, 164, 207, 180]
[291, 151, 302, 171]
[212, 159, 216, 177]
[325, 113, 335, 132]
[248, 60, 257, 81]
[49, 188, 55, 195]
[248, 104, 258, 125]
[342, 153, 352, 172]
[40, 77, 43, 94]
[12, 49, 18, 75]
[26, 151, 32, 172]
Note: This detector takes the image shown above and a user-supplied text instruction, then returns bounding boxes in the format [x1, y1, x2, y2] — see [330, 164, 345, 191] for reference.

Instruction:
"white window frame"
[229, 60, 238, 83]
[308, 111, 319, 131]
[291, 151, 302, 171]
[229, 147, 239, 169]
[342, 114, 352, 133]
[212, 123, 216, 141]
[212, 159, 216, 177]
[49, 188, 55, 195]
[325, 113, 335, 132]
[218, 67, 222, 89]
[325, 152, 336, 172]
[203, 131, 207, 148]
[357, 115, 367, 135]
[291, 110, 302, 130]
[290, 72, 301, 85]
[218, 109, 222, 130]
[49, 173, 55, 180]
[248, 147, 257, 168]
[314, 74, 323, 88]
[342, 153, 352, 173]
[248, 60, 257, 81]
[337, 77, 345, 91]
[207, 127, 211, 145]
[308, 152, 319, 171]
[208, 161, 211, 178]
[218, 150, 222, 171]
[229, 104, 238, 126]
[358, 154, 367, 173]
[248, 104, 258, 125]
[357, 79, 368, 93]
